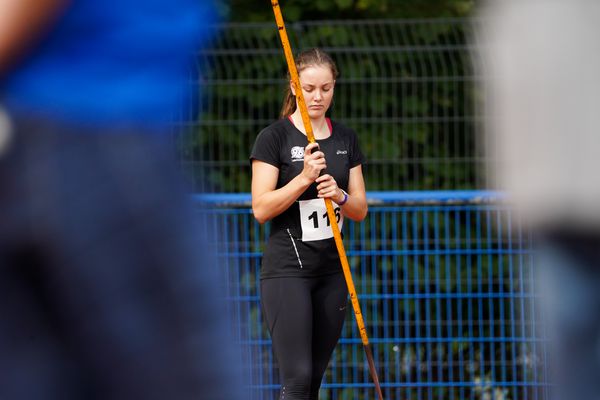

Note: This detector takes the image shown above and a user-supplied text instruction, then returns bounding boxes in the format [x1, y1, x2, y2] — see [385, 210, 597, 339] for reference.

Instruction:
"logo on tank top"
[291, 146, 305, 162]
[336, 150, 348, 155]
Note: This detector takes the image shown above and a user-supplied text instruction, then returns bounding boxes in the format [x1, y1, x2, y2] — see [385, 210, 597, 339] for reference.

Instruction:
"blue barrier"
[198, 192, 547, 400]
[193, 190, 506, 206]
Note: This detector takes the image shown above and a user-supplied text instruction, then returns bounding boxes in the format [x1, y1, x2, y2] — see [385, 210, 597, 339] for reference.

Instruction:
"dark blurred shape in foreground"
[0, 0, 245, 399]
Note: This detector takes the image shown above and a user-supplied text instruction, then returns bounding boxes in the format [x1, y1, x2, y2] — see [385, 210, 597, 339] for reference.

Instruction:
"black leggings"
[261, 273, 348, 400]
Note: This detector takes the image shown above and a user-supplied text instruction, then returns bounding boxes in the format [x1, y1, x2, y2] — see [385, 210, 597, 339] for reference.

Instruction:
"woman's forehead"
[299, 65, 334, 83]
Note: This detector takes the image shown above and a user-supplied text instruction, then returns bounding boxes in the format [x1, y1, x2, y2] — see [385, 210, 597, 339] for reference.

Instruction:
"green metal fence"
[180, 19, 483, 193]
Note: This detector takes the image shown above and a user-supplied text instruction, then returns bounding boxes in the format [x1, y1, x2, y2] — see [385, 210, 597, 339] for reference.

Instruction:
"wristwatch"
[338, 189, 349, 206]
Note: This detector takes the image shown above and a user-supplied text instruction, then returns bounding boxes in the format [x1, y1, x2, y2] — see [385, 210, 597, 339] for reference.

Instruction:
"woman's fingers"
[305, 142, 319, 155]
[316, 174, 339, 198]
[302, 143, 328, 181]
[315, 174, 332, 184]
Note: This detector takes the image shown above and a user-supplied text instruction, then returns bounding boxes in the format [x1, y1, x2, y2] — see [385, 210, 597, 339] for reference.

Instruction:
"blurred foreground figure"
[480, 1, 600, 399]
[0, 1, 245, 399]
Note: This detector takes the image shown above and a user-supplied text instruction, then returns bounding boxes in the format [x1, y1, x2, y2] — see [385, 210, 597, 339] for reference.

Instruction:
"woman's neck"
[290, 111, 329, 140]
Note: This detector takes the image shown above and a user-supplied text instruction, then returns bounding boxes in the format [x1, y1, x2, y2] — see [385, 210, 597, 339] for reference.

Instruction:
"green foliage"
[218, 0, 476, 22]
[187, 18, 479, 192]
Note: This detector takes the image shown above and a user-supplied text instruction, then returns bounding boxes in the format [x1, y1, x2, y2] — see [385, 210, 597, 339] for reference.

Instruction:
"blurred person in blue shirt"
[0, 1, 245, 399]
[480, 1, 600, 399]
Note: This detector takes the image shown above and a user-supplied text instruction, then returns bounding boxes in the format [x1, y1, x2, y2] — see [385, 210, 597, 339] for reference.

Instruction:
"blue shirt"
[1, 0, 217, 127]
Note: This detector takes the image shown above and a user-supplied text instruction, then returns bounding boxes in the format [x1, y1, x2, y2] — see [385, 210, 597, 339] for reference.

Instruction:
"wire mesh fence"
[180, 19, 484, 193]
[183, 16, 548, 399]
[199, 193, 547, 400]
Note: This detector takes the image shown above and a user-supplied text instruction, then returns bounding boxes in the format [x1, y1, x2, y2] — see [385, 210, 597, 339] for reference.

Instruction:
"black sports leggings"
[261, 273, 348, 400]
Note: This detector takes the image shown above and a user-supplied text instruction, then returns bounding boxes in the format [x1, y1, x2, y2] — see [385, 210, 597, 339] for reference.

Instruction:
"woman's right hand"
[301, 142, 326, 182]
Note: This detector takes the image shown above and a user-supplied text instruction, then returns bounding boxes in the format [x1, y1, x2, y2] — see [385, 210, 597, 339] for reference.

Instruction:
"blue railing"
[197, 191, 547, 400]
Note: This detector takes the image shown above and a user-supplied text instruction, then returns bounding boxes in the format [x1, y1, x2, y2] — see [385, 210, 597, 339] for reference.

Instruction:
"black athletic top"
[250, 118, 365, 279]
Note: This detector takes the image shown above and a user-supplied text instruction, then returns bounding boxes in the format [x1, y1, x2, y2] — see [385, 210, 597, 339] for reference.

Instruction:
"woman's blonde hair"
[279, 48, 339, 118]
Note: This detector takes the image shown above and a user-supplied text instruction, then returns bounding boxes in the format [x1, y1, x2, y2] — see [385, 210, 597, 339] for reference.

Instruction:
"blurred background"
[185, 1, 544, 399]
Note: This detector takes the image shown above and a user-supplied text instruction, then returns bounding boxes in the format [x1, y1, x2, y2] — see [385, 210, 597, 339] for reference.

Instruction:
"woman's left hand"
[315, 174, 345, 203]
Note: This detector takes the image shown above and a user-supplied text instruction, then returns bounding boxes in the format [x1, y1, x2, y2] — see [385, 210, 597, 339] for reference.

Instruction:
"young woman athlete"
[250, 48, 368, 400]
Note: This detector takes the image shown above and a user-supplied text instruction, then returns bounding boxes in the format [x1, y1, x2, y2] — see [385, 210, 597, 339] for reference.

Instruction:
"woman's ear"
[290, 80, 296, 96]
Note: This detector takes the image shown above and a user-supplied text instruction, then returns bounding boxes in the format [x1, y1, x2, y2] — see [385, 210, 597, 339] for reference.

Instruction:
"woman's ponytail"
[279, 85, 296, 118]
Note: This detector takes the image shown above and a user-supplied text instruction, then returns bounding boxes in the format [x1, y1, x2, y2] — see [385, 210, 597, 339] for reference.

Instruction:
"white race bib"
[298, 198, 343, 242]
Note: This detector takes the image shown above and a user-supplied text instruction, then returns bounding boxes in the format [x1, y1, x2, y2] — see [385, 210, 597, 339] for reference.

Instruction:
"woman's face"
[292, 64, 335, 119]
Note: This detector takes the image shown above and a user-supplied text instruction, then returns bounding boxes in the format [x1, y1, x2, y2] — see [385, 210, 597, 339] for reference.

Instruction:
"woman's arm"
[251, 142, 325, 224]
[338, 165, 368, 221]
[251, 161, 310, 224]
